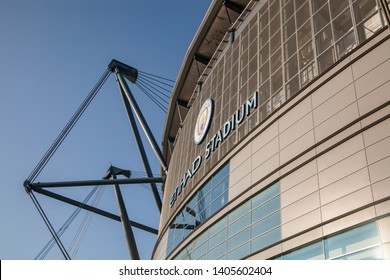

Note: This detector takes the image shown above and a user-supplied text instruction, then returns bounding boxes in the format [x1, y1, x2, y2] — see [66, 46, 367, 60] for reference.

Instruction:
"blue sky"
[0, 0, 211, 260]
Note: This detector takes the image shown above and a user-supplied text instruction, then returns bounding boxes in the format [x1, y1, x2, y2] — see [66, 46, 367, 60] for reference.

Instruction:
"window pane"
[297, 20, 312, 48]
[227, 228, 250, 251]
[356, 12, 383, 43]
[252, 183, 280, 207]
[285, 54, 298, 81]
[332, 9, 353, 41]
[251, 227, 281, 252]
[282, 0, 295, 23]
[296, 2, 310, 27]
[315, 24, 333, 54]
[208, 242, 226, 259]
[209, 216, 227, 236]
[271, 68, 283, 92]
[325, 222, 380, 259]
[313, 4, 330, 33]
[283, 241, 325, 260]
[353, 0, 378, 24]
[311, 0, 327, 13]
[329, 0, 349, 18]
[318, 47, 335, 74]
[228, 200, 251, 223]
[335, 30, 356, 59]
[252, 196, 280, 223]
[286, 75, 300, 97]
[252, 211, 281, 238]
[226, 243, 250, 259]
[228, 213, 250, 237]
[334, 246, 383, 260]
[298, 40, 314, 69]
[284, 35, 297, 60]
[209, 228, 227, 249]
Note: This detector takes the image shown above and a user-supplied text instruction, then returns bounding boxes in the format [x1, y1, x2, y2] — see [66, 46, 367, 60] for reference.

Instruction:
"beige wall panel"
[251, 153, 280, 183]
[322, 207, 376, 236]
[230, 142, 252, 172]
[280, 130, 315, 165]
[313, 84, 356, 127]
[251, 122, 278, 154]
[282, 209, 322, 239]
[375, 200, 390, 216]
[363, 118, 390, 147]
[358, 81, 390, 116]
[230, 157, 251, 187]
[315, 123, 362, 154]
[311, 67, 354, 109]
[354, 58, 390, 99]
[378, 217, 390, 244]
[281, 192, 320, 224]
[281, 160, 318, 191]
[365, 136, 390, 165]
[229, 173, 252, 200]
[368, 156, 390, 184]
[279, 113, 313, 149]
[281, 175, 319, 208]
[319, 167, 371, 205]
[314, 103, 360, 142]
[372, 177, 390, 201]
[279, 150, 316, 178]
[351, 35, 390, 79]
[360, 105, 390, 127]
[251, 137, 279, 170]
[382, 243, 390, 260]
[318, 150, 367, 188]
[321, 186, 373, 221]
[279, 97, 312, 133]
[282, 228, 323, 253]
[317, 134, 364, 172]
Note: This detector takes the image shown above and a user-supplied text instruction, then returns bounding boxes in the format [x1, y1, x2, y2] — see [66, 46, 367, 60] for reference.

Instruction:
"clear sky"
[0, 0, 211, 260]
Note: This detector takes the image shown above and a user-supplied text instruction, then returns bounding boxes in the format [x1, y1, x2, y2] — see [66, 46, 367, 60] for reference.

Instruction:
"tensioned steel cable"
[28, 192, 71, 260]
[136, 83, 168, 113]
[136, 79, 170, 105]
[27, 69, 111, 183]
[137, 70, 176, 83]
[35, 185, 101, 260]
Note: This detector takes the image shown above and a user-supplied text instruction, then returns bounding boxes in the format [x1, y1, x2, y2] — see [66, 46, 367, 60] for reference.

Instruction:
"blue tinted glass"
[211, 177, 229, 201]
[190, 241, 208, 260]
[325, 222, 379, 259]
[226, 243, 250, 259]
[251, 227, 281, 252]
[333, 246, 383, 260]
[282, 241, 325, 260]
[228, 213, 251, 237]
[227, 228, 250, 251]
[209, 229, 228, 249]
[210, 190, 228, 214]
[252, 182, 280, 207]
[209, 216, 228, 236]
[252, 196, 280, 223]
[251, 211, 280, 238]
[212, 164, 229, 186]
[208, 242, 226, 259]
[228, 200, 251, 223]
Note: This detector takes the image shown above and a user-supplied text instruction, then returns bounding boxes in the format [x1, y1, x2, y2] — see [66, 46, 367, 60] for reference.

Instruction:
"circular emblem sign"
[194, 98, 214, 145]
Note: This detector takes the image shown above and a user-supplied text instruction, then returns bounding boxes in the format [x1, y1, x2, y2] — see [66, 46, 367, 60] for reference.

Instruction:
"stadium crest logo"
[194, 98, 214, 145]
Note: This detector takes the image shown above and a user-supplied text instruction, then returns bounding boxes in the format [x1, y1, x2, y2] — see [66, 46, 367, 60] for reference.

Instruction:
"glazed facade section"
[154, 0, 390, 260]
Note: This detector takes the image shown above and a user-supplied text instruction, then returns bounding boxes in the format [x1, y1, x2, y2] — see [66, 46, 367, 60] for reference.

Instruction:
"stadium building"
[152, 0, 390, 260]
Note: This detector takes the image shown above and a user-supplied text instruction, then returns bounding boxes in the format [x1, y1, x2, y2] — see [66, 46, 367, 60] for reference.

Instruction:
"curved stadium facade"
[153, 0, 390, 260]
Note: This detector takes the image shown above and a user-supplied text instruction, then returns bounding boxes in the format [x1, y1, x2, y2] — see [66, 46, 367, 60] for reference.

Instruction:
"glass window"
[227, 228, 250, 251]
[333, 246, 383, 260]
[325, 222, 380, 259]
[332, 9, 353, 41]
[315, 24, 333, 54]
[297, 21, 312, 49]
[284, 35, 297, 60]
[209, 229, 227, 249]
[228, 213, 251, 237]
[252, 196, 280, 223]
[271, 48, 282, 73]
[252, 211, 280, 238]
[251, 227, 281, 252]
[313, 4, 330, 33]
[329, 0, 349, 18]
[296, 2, 310, 27]
[286, 75, 300, 97]
[208, 242, 226, 259]
[298, 41, 314, 69]
[285, 54, 298, 81]
[271, 69, 283, 92]
[335, 31, 356, 59]
[283, 17, 296, 41]
[282, 0, 295, 23]
[356, 10, 383, 42]
[228, 200, 251, 223]
[318, 47, 335, 74]
[311, 0, 327, 13]
[226, 243, 250, 260]
[282, 241, 325, 260]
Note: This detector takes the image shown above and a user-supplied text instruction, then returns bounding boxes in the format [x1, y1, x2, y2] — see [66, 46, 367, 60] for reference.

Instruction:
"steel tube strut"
[118, 86, 162, 211]
[34, 188, 158, 234]
[112, 174, 140, 260]
[29, 177, 164, 189]
[114, 68, 168, 173]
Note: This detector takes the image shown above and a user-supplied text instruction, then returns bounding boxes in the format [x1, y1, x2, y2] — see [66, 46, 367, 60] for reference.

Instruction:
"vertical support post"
[118, 85, 162, 212]
[112, 173, 140, 260]
[114, 68, 168, 174]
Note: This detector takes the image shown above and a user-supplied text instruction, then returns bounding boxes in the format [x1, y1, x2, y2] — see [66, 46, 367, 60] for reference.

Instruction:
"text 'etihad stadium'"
[169, 91, 258, 208]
